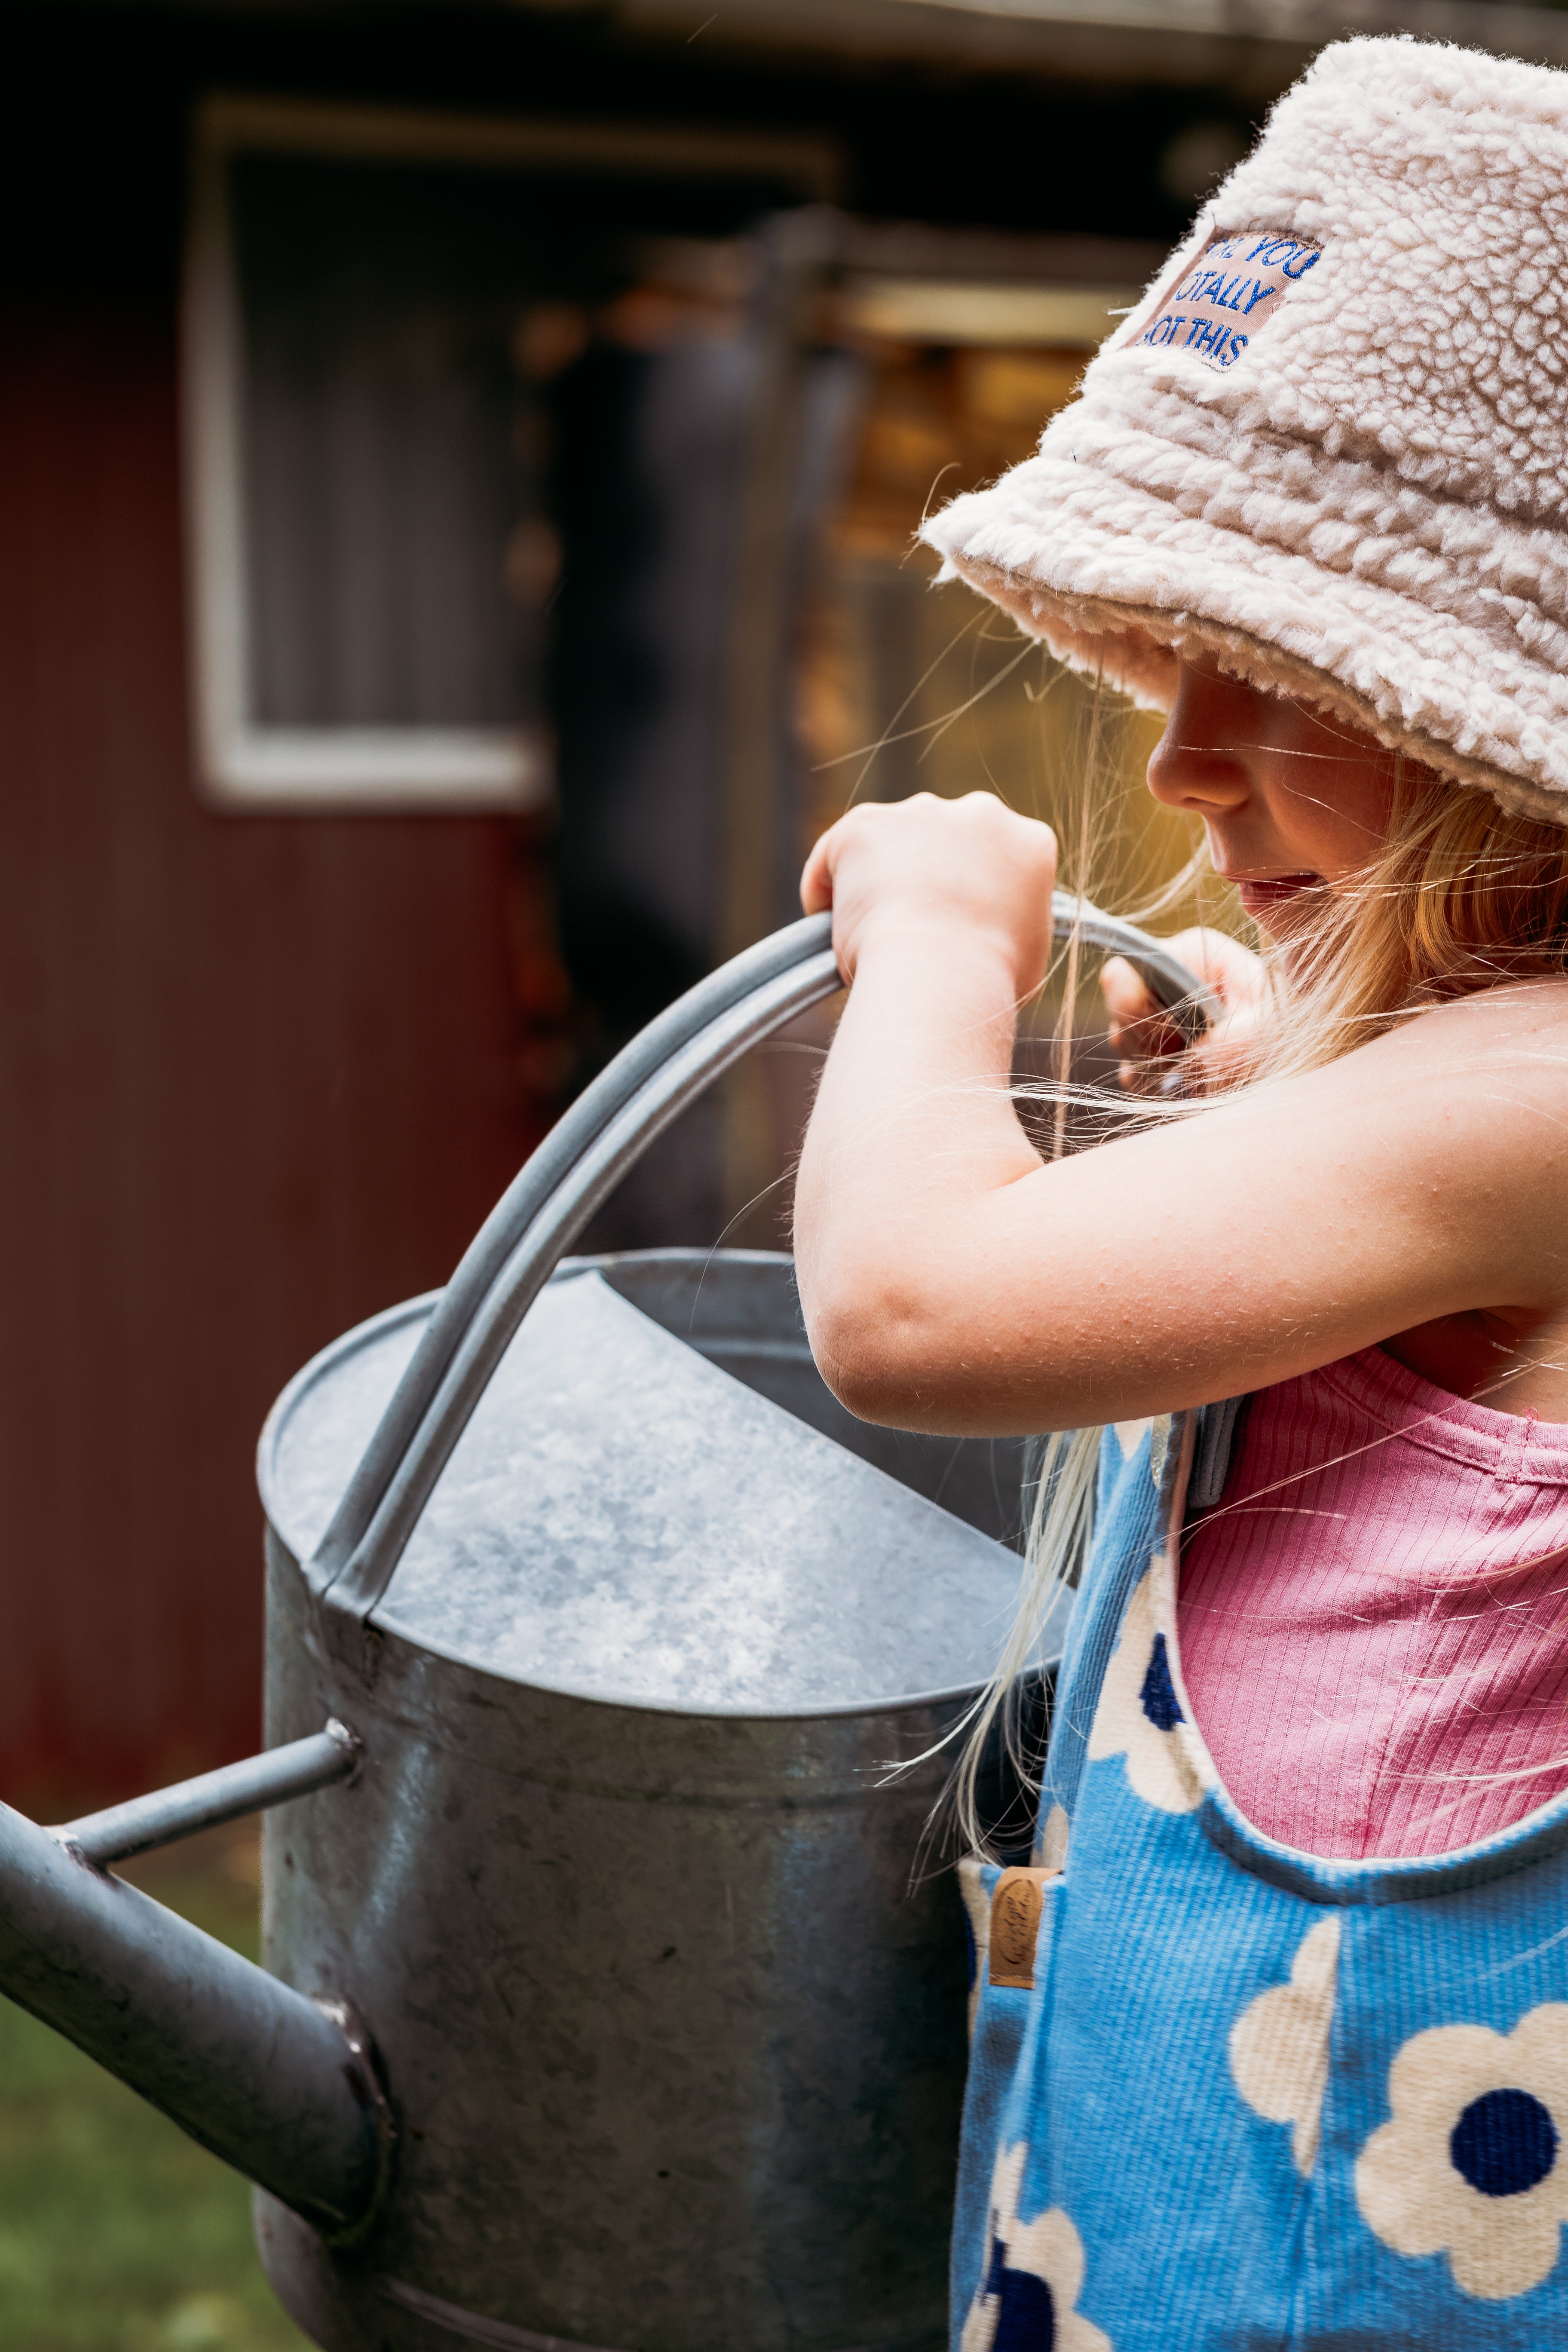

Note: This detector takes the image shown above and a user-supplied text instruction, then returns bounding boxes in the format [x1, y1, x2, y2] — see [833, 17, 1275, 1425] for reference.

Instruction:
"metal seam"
[374, 2272, 942, 2352]
[373, 2275, 635, 2352]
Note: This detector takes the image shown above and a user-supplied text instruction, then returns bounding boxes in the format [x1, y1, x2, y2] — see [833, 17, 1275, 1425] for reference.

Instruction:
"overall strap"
[1188, 1394, 1249, 1513]
[1039, 1411, 1193, 1828]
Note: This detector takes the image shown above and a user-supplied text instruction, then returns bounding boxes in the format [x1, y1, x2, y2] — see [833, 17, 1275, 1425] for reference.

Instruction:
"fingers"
[799, 823, 837, 916]
[1100, 954, 1187, 1089]
[1166, 925, 1266, 1008]
[797, 794, 1058, 1000]
[1099, 955, 1157, 1028]
[799, 802, 900, 915]
[1100, 927, 1266, 1094]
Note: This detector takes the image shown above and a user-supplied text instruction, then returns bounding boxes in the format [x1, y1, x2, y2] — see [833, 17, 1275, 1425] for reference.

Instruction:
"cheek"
[1268, 758, 1398, 873]
[1329, 768, 1400, 870]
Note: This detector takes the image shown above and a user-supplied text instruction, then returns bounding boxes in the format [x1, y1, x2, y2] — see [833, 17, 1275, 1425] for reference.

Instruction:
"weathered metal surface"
[58, 1721, 361, 1865]
[0, 1795, 390, 2238]
[253, 1246, 1061, 2349]
[264, 1261, 1038, 1711]
[256, 1249, 1041, 2349]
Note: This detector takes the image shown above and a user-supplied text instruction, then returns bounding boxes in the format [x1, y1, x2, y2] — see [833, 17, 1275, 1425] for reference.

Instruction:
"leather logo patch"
[1133, 232, 1322, 373]
[988, 1866, 1060, 1990]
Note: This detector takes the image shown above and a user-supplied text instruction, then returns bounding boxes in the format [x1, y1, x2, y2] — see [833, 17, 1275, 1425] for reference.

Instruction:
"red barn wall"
[0, 306, 541, 1814]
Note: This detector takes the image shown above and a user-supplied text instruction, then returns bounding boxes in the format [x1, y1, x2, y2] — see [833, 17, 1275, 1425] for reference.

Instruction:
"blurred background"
[1, 0, 1562, 2341]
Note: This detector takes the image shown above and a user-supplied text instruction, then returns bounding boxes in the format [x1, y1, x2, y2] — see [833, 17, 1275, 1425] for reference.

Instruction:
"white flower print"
[1036, 1802, 1070, 1874]
[962, 2142, 1111, 2352]
[1356, 2003, 1568, 2300]
[1111, 1414, 1169, 1492]
[1230, 1914, 1341, 2174]
[1086, 1565, 1201, 1814]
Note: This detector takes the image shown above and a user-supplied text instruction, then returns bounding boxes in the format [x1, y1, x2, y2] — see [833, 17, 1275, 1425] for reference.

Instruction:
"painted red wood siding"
[0, 308, 540, 1813]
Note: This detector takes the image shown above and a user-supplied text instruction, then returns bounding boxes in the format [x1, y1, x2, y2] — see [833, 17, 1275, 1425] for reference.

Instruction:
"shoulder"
[1417, 972, 1568, 1036]
[1386, 973, 1568, 1060]
[1342, 979, 1568, 1271]
[1344, 978, 1568, 1148]
[1271, 975, 1568, 1126]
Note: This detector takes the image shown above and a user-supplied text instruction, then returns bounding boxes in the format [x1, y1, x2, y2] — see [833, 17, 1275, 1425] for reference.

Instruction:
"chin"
[1234, 874, 1324, 938]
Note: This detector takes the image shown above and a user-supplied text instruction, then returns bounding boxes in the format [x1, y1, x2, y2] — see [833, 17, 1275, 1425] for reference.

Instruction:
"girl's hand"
[1100, 927, 1267, 1091]
[800, 792, 1058, 997]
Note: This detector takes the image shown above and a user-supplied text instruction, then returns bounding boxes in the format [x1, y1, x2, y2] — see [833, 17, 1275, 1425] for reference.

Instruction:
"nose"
[1146, 659, 1257, 816]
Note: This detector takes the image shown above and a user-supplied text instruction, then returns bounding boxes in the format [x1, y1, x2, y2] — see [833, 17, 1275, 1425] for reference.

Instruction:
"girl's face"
[1146, 653, 1406, 940]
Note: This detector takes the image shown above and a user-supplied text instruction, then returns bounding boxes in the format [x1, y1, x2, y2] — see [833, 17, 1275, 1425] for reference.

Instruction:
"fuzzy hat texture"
[922, 37, 1568, 824]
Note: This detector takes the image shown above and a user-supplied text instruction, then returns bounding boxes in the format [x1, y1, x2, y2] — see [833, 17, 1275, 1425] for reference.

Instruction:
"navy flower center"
[1450, 2088, 1559, 2197]
[995, 2268, 1055, 2350]
[983, 2227, 1057, 2348]
[1140, 1631, 1184, 1731]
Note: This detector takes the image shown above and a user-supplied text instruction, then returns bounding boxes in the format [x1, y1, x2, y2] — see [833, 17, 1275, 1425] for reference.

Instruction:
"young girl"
[793, 36, 1568, 2350]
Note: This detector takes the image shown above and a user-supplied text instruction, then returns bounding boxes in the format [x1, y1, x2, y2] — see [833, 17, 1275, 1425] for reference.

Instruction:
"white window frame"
[181, 94, 840, 813]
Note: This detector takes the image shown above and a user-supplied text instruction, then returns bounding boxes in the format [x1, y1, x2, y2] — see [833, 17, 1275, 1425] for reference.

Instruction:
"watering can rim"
[259, 1250, 1062, 1725]
[255, 1247, 796, 1498]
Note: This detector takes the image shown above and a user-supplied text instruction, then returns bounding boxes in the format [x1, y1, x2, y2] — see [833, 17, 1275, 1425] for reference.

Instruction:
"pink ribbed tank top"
[1178, 1348, 1568, 1860]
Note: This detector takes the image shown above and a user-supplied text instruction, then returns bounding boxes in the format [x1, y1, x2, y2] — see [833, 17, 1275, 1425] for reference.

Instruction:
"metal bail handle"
[317, 897, 1213, 1621]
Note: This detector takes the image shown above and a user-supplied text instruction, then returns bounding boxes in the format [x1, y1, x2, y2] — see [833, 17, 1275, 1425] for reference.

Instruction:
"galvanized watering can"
[0, 903, 1202, 2352]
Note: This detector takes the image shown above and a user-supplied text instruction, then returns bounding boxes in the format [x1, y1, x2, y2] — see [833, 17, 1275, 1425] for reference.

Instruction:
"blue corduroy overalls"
[954, 1410, 1568, 2349]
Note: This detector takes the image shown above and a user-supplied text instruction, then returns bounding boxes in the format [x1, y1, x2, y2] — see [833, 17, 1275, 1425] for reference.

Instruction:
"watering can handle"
[315, 899, 1213, 1621]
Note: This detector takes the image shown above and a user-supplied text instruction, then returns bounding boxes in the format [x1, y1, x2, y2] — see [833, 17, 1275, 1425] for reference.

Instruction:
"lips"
[1233, 873, 1320, 917]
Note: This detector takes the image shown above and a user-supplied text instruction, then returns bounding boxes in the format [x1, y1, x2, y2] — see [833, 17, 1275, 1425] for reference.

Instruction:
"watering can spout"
[0, 1733, 392, 2243]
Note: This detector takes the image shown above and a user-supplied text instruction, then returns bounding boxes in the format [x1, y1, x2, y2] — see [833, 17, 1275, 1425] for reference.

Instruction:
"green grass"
[0, 1826, 313, 2352]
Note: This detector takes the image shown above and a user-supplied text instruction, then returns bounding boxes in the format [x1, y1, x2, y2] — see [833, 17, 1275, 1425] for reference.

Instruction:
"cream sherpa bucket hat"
[922, 36, 1568, 825]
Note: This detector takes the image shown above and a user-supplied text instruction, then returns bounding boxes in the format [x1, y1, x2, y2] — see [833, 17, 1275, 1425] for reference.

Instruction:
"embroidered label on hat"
[1133, 232, 1322, 373]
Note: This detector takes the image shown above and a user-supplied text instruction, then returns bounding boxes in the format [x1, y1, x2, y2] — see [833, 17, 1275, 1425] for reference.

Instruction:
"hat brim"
[928, 453, 1568, 830]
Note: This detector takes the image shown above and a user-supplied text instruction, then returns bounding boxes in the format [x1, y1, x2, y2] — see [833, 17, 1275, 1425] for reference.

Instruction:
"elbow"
[799, 1265, 946, 1429]
[816, 1341, 908, 1430]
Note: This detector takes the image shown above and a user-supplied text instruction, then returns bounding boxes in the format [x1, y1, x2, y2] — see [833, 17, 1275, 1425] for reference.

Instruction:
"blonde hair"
[949, 744, 1568, 1856]
[1235, 763, 1568, 1083]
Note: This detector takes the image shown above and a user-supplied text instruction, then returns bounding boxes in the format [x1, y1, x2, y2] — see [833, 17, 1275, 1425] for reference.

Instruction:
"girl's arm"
[793, 793, 1568, 1435]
